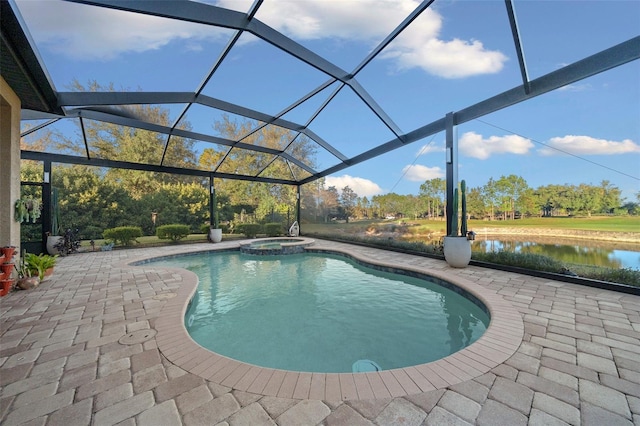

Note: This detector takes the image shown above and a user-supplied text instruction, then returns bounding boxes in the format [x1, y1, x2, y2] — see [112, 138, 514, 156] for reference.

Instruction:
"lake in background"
[472, 236, 640, 270]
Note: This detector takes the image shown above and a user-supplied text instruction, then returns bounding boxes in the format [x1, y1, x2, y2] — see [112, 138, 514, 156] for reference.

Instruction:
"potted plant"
[53, 228, 81, 256]
[24, 253, 57, 281]
[47, 188, 63, 255]
[443, 180, 474, 268]
[15, 251, 40, 290]
[14, 197, 41, 223]
[208, 190, 223, 243]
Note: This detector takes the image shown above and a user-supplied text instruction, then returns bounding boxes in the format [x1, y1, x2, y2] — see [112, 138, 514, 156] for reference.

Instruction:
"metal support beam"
[445, 113, 457, 237]
[209, 176, 215, 228]
[296, 185, 302, 229]
[20, 150, 300, 185]
[42, 160, 52, 253]
[505, 0, 530, 94]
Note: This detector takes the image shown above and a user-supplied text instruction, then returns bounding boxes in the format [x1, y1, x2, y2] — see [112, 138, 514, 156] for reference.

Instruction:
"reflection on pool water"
[151, 251, 490, 373]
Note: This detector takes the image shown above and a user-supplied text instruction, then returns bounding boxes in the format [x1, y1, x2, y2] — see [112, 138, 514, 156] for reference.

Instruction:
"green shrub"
[103, 226, 143, 246]
[472, 251, 565, 273]
[236, 223, 261, 238]
[156, 224, 190, 242]
[263, 222, 283, 237]
[570, 265, 640, 287]
[83, 225, 103, 240]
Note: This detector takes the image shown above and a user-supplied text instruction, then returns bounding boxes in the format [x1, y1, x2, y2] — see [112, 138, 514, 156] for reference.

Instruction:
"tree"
[201, 115, 317, 225]
[482, 178, 499, 220]
[60, 80, 199, 199]
[322, 186, 340, 222]
[419, 178, 446, 219]
[340, 186, 359, 223]
[494, 175, 529, 219]
[598, 180, 622, 214]
[465, 186, 485, 219]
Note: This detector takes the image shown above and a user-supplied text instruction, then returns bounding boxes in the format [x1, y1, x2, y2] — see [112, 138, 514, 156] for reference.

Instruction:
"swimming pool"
[151, 251, 490, 373]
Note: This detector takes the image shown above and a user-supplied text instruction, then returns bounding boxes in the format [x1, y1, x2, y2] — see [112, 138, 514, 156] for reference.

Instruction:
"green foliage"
[103, 226, 142, 246]
[24, 253, 58, 280]
[156, 224, 190, 242]
[570, 266, 640, 287]
[460, 180, 467, 236]
[449, 188, 459, 237]
[236, 223, 262, 238]
[83, 225, 103, 240]
[263, 222, 283, 237]
[472, 251, 565, 273]
[15, 198, 41, 223]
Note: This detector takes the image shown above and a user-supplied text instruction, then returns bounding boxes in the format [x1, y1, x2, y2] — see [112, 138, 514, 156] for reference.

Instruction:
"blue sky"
[15, 0, 640, 201]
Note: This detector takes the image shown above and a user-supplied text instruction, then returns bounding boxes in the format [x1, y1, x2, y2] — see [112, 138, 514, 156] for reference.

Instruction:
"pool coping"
[129, 241, 524, 401]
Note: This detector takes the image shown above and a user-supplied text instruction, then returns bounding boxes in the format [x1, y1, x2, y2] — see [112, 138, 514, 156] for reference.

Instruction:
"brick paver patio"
[1, 239, 638, 425]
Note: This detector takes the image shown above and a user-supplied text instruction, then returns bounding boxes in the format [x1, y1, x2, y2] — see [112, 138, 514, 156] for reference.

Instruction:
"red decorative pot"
[1, 246, 16, 260]
[0, 279, 14, 297]
[1, 263, 14, 275]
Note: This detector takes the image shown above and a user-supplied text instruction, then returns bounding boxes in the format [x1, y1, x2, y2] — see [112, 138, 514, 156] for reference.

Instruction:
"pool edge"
[133, 240, 524, 401]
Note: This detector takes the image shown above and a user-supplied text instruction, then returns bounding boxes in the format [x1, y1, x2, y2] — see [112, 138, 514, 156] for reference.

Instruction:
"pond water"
[472, 236, 640, 270]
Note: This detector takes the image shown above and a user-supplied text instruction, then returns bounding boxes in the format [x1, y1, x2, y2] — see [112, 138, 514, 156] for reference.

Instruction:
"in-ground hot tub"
[239, 237, 314, 255]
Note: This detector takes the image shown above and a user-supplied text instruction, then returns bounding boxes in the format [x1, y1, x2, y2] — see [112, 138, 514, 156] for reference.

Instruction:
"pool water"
[152, 251, 490, 373]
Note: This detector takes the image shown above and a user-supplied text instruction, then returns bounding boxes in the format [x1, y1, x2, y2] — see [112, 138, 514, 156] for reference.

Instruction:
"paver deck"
[1, 239, 639, 425]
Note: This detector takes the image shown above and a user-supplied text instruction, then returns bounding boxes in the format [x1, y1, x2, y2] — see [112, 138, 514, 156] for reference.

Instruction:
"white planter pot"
[209, 228, 222, 243]
[443, 236, 472, 268]
[46, 236, 63, 255]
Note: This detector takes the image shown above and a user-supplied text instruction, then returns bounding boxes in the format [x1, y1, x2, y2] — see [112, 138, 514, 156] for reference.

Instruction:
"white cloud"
[386, 30, 508, 78]
[459, 131, 534, 160]
[539, 135, 640, 156]
[241, 0, 507, 78]
[324, 175, 383, 197]
[16, 0, 228, 60]
[557, 83, 592, 92]
[402, 165, 444, 182]
[417, 143, 445, 156]
[18, 0, 507, 78]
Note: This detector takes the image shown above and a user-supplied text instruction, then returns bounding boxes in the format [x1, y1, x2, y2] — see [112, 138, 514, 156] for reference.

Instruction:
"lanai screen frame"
[8, 0, 640, 235]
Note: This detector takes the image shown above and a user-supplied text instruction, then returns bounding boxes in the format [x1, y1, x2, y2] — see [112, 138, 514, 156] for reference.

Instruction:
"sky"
[14, 0, 640, 202]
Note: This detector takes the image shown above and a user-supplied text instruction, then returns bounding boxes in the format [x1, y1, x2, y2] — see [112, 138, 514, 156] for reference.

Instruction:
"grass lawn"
[303, 216, 640, 234]
[467, 216, 639, 232]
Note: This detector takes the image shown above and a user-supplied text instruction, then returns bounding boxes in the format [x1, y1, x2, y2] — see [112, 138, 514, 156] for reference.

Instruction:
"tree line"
[330, 177, 636, 222]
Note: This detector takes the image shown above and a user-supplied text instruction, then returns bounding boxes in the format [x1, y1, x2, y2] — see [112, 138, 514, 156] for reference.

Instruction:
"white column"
[0, 76, 21, 249]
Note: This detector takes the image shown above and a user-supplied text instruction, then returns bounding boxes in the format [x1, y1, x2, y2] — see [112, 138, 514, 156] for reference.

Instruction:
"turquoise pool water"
[151, 251, 490, 373]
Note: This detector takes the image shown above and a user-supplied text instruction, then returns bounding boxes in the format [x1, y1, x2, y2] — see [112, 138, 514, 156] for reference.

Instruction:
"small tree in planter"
[208, 190, 223, 243]
[443, 180, 474, 268]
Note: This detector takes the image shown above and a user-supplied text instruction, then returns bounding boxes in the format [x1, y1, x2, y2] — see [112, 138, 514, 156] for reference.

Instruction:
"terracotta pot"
[0, 279, 14, 296]
[1, 262, 14, 276]
[39, 267, 54, 282]
[1, 246, 16, 260]
[0, 270, 6, 281]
